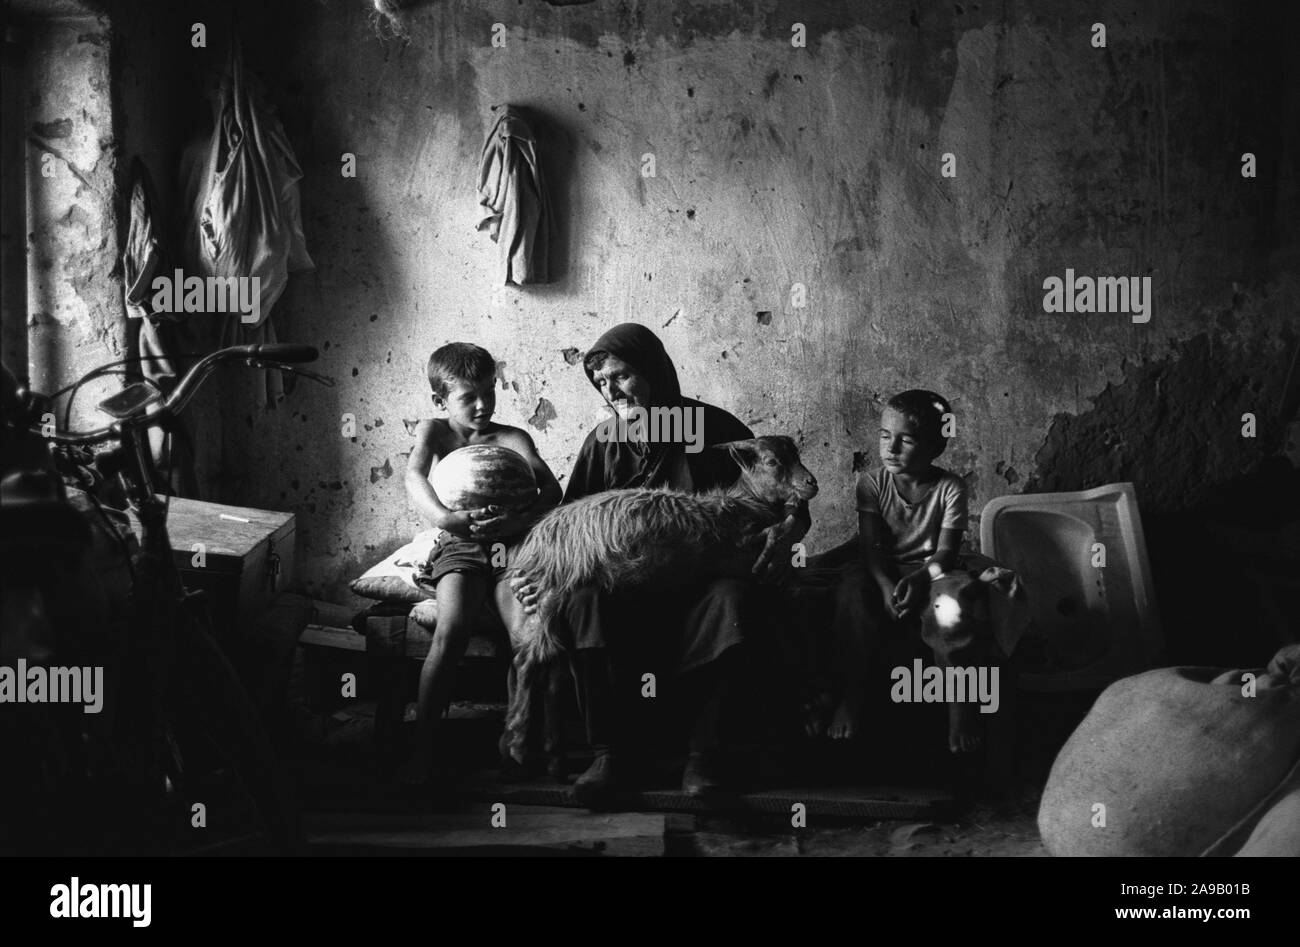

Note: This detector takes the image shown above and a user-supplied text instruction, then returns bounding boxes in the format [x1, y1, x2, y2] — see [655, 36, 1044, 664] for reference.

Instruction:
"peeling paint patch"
[528, 397, 558, 430]
[495, 360, 509, 389]
[369, 458, 393, 483]
[33, 118, 72, 138]
[403, 418, 420, 435]
[561, 347, 582, 365]
[756, 311, 773, 326]
[57, 204, 94, 231]
[852, 451, 870, 473]
[1028, 332, 1286, 512]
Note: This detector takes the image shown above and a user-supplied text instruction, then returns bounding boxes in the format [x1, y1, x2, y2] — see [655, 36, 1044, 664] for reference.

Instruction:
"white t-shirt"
[855, 466, 968, 566]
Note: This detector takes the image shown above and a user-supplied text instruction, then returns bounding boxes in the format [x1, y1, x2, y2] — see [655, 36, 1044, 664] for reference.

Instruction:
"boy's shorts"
[415, 529, 516, 592]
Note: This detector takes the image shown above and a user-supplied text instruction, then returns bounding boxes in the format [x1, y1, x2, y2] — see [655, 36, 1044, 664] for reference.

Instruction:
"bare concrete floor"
[671, 805, 1047, 857]
[286, 699, 1048, 857]
[301, 804, 1046, 857]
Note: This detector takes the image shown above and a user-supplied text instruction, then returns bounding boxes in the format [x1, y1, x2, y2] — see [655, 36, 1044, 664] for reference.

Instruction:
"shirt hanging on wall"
[476, 105, 553, 285]
[123, 158, 205, 393]
[180, 38, 313, 406]
[120, 157, 200, 495]
[122, 157, 180, 390]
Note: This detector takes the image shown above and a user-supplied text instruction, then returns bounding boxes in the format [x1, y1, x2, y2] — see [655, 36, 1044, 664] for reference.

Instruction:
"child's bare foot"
[947, 702, 982, 754]
[802, 691, 833, 739]
[828, 688, 866, 740]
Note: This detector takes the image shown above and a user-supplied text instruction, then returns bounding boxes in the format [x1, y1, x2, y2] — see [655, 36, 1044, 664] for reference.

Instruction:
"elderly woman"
[514, 323, 809, 804]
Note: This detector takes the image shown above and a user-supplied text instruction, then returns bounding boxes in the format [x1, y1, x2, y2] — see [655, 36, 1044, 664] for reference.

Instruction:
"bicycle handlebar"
[35, 343, 319, 446]
[248, 344, 318, 364]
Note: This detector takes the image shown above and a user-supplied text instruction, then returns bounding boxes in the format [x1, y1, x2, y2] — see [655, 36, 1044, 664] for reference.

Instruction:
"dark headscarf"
[582, 322, 683, 411]
[565, 323, 752, 500]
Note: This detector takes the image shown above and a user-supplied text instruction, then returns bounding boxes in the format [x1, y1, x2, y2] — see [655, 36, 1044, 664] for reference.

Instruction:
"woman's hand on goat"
[509, 573, 541, 614]
[752, 519, 799, 585]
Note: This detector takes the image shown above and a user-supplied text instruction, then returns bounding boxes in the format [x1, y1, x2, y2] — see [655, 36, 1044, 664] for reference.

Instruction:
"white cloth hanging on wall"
[476, 105, 553, 286]
[180, 39, 313, 405]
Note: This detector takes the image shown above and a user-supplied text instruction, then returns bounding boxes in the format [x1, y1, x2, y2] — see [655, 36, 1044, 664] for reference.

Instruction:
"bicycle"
[1, 343, 325, 856]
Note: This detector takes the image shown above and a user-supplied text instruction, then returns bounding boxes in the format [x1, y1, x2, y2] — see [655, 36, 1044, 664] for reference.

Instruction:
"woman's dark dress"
[559, 323, 766, 754]
[561, 324, 757, 675]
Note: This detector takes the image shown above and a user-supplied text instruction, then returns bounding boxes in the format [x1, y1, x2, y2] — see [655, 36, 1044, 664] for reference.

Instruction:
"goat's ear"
[714, 439, 760, 468]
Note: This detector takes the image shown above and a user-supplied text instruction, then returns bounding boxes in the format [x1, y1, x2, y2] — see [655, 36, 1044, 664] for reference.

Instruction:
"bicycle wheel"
[157, 612, 304, 855]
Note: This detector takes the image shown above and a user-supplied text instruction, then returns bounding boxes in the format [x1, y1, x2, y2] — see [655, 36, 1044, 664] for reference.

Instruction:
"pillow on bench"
[350, 530, 439, 604]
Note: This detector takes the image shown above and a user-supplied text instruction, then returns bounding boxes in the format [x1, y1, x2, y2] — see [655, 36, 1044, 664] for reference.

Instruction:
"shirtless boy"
[400, 342, 562, 784]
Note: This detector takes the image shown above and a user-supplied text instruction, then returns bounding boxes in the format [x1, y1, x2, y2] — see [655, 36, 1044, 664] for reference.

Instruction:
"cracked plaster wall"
[97, 0, 1300, 607]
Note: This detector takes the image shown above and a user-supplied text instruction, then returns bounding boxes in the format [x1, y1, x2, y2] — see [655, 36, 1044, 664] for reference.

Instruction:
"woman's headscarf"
[583, 322, 685, 405]
[564, 322, 754, 500]
[577, 322, 685, 490]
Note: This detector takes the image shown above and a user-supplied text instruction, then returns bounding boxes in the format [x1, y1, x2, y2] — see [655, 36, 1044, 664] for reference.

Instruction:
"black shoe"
[681, 752, 726, 798]
[572, 752, 617, 808]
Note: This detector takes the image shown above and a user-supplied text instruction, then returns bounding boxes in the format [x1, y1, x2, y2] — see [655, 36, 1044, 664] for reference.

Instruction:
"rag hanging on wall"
[121, 156, 199, 496]
[123, 157, 179, 390]
[476, 105, 554, 286]
[179, 37, 314, 407]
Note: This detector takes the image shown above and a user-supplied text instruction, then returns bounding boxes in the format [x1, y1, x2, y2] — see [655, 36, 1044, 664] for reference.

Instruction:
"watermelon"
[430, 444, 537, 512]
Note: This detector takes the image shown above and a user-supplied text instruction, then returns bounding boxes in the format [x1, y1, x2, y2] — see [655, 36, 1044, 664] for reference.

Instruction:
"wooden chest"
[151, 497, 297, 632]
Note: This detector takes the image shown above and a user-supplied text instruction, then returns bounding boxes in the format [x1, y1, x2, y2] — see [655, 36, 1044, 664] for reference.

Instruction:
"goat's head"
[716, 436, 819, 506]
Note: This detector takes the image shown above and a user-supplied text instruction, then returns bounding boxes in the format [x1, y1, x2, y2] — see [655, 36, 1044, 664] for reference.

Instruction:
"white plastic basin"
[980, 483, 1162, 691]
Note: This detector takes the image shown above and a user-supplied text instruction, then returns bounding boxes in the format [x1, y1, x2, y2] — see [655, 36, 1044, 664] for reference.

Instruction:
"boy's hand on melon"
[469, 503, 530, 540]
[443, 509, 486, 540]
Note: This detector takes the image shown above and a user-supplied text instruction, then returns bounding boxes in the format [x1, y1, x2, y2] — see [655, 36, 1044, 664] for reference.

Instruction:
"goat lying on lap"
[504, 436, 818, 761]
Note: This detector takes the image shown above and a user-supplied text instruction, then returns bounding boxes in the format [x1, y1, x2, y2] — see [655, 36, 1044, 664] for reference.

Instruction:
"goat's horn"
[712, 438, 759, 457]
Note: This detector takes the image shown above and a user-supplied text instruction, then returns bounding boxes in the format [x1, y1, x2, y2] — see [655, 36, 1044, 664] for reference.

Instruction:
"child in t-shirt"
[826, 389, 983, 753]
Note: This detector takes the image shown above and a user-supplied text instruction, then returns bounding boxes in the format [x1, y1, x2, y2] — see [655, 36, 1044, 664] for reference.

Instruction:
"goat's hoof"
[571, 753, 617, 809]
[681, 752, 730, 799]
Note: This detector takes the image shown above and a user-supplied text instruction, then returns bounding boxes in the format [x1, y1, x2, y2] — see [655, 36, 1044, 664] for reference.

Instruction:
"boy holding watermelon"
[401, 342, 563, 786]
